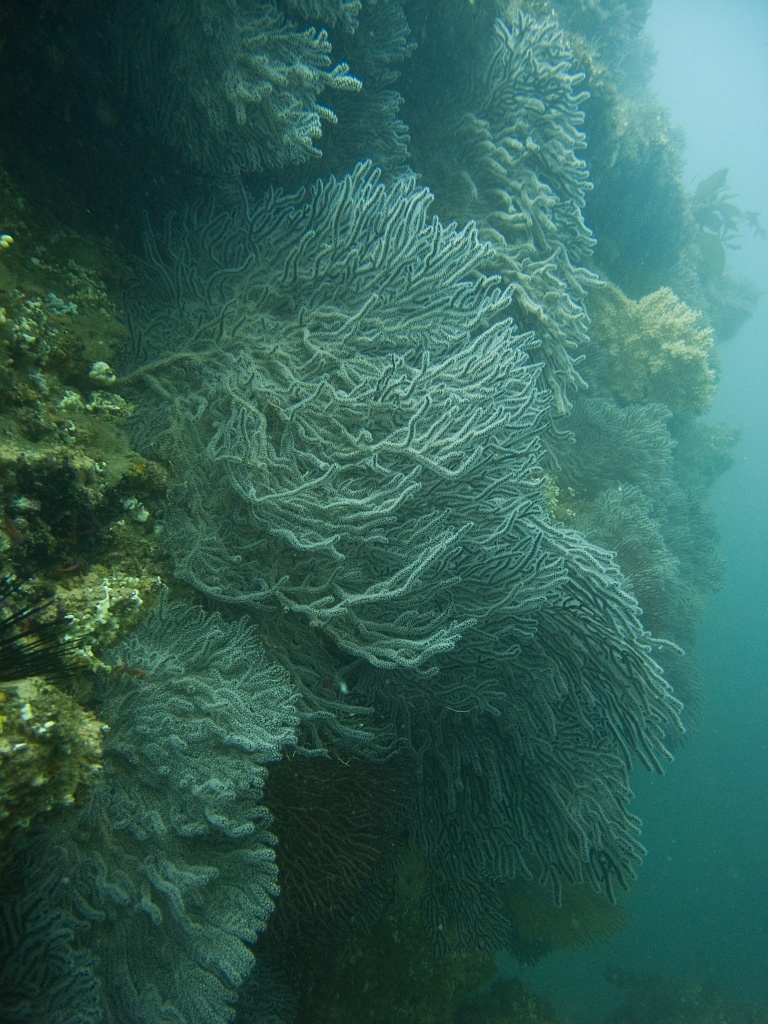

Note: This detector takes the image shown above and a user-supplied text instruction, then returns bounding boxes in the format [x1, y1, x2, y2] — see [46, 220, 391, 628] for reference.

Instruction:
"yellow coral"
[0, 676, 104, 853]
[589, 283, 716, 416]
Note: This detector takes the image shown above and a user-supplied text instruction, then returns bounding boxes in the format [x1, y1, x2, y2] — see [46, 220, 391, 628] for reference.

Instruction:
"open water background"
[509, 2, 768, 1019]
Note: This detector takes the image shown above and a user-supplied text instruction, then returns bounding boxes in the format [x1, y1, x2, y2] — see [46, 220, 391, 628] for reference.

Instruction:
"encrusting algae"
[0, 158, 168, 855]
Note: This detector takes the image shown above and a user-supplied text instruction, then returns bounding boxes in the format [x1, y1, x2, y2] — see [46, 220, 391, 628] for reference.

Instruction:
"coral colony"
[0, 1, 757, 1021]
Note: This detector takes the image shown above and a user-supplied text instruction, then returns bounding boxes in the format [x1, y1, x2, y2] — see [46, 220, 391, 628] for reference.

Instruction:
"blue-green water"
[623, 0, 768, 1004]
[0, 2, 766, 1022]
[513, 3, 768, 1018]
